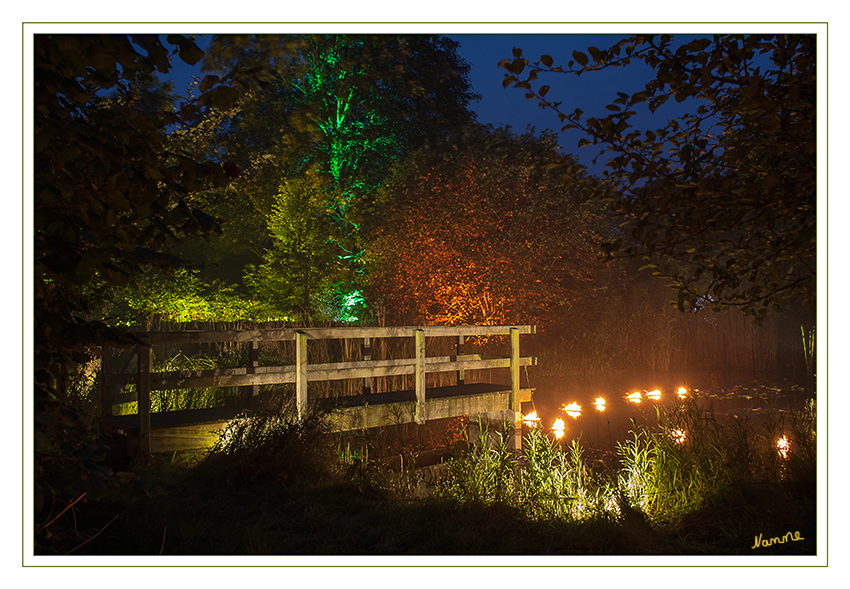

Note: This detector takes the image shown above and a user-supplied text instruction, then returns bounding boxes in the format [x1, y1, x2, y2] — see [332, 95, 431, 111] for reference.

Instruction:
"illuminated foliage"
[366, 124, 612, 328]
[500, 35, 815, 320]
[201, 35, 479, 320]
[243, 173, 340, 319]
[126, 268, 290, 323]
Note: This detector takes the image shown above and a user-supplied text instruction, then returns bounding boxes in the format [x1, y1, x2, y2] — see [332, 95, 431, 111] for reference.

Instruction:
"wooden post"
[456, 335, 465, 386]
[414, 329, 426, 425]
[137, 343, 151, 456]
[246, 340, 259, 398]
[362, 337, 372, 397]
[100, 346, 113, 418]
[510, 327, 521, 452]
[296, 331, 308, 421]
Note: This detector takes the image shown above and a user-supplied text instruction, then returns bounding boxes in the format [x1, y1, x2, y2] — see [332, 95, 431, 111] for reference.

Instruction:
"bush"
[192, 399, 339, 488]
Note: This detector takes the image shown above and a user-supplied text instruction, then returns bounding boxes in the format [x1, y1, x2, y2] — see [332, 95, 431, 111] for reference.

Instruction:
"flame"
[671, 428, 687, 444]
[626, 391, 642, 404]
[522, 410, 541, 427]
[777, 435, 790, 458]
[552, 418, 566, 439]
[594, 397, 606, 412]
[562, 402, 582, 419]
[676, 386, 688, 400]
[646, 389, 662, 401]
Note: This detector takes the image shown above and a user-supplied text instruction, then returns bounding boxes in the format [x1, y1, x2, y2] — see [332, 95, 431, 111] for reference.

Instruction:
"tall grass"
[438, 419, 519, 504]
[437, 419, 616, 521]
[435, 397, 816, 530]
[518, 429, 615, 521]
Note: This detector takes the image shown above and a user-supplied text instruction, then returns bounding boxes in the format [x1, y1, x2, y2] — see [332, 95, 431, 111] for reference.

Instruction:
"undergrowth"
[437, 396, 816, 537]
[75, 394, 815, 556]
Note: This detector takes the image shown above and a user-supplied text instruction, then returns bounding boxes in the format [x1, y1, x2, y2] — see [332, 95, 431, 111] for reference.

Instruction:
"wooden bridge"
[100, 324, 536, 456]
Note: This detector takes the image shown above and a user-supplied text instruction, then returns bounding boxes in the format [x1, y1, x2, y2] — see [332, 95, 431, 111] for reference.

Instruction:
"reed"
[437, 418, 519, 504]
[801, 326, 815, 377]
[434, 395, 816, 532]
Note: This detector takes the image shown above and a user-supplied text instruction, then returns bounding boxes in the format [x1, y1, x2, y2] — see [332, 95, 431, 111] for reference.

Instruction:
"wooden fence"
[101, 325, 536, 455]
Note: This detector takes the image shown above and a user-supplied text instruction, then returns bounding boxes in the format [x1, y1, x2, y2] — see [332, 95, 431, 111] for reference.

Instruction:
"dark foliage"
[501, 34, 815, 321]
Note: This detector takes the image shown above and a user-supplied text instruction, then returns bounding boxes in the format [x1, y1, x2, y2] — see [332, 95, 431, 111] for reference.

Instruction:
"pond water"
[521, 369, 813, 452]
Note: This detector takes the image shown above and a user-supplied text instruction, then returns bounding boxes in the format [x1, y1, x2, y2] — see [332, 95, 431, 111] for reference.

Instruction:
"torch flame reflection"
[562, 402, 582, 419]
[646, 389, 662, 401]
[626, 391, 642, 404]
[777, 435, 790, 459]
[594, 397, 606, 411]
[676, 387, 688, 400]
[522, 410, 541, 427]
[552, 418, 566, 439]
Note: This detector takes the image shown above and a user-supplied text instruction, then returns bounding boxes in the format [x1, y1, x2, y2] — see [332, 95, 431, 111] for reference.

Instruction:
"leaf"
[572, 50, 589, 67]
[198, 74, 220, 93]
[685, 38, 712, 53]
[200, 85, 242, 109]
[175, 37, 205, 66]
[539, 54, 554, 68]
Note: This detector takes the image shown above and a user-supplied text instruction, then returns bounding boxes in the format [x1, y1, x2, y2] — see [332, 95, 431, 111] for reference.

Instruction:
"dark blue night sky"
[162, 32, 697, 175]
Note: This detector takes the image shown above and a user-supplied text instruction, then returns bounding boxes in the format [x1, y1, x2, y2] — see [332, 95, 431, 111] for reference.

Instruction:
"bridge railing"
[101, 324, 536, 455]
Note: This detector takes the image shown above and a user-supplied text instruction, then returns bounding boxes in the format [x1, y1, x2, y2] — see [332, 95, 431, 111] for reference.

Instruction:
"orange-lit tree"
[364, 124, 613, 329]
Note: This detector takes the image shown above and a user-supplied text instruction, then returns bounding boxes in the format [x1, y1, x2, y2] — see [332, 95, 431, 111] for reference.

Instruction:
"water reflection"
[561, 402, 582, 419]
[777, 435, 790, 459]
[523, 371, 810, 451]
[552, 418, 566, 439]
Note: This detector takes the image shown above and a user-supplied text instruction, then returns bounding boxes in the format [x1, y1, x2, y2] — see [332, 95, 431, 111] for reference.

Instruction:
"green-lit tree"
[200, 34, 479, 320]
[499, 34, 815, 321]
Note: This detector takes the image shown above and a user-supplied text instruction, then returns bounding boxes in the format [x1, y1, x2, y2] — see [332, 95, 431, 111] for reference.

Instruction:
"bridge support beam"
[137, 344, 152, 456]
[414, 329, 426, 424]
[296, 331, 308, 421]
[510, 327, 522, 452]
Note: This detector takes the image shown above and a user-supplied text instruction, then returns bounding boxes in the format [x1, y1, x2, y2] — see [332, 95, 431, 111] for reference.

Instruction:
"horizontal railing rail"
[101, 325, 536, 455]
[103, 354, 534, 394]
[134, 324, 536, 344]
